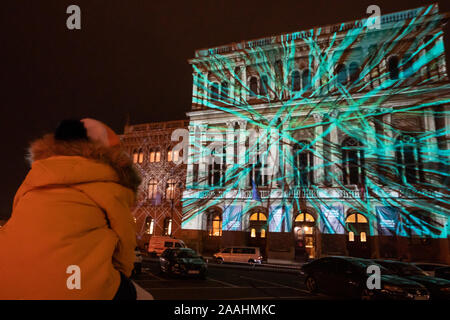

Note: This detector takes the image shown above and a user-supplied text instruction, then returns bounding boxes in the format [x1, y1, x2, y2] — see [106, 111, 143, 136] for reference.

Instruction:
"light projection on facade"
[181, 4, 449, 260]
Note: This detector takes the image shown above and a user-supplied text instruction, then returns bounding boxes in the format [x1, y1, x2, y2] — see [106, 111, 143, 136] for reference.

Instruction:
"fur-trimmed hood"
[27, 134, 142, 193]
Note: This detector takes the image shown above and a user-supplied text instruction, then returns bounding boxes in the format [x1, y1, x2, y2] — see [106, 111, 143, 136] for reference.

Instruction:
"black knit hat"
[54, 119, 88, 141]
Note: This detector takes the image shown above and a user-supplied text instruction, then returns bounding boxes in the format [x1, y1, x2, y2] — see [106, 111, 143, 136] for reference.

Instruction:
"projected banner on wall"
[319, 205, 345, 234]
[223, 205, 241, 231]
[376, 206, 400, 236]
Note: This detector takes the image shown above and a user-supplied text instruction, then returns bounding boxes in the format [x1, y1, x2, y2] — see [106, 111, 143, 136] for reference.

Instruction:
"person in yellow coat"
[0, 119, 142, 300]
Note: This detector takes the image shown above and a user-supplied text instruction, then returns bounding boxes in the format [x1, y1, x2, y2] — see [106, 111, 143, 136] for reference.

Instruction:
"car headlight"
[383, 284, 405, 293]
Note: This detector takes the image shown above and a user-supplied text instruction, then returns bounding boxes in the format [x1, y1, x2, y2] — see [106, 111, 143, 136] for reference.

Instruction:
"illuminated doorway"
[248, 211, 268, 258]
[294, 212, 316, 260]
[346, 212, 371, 258]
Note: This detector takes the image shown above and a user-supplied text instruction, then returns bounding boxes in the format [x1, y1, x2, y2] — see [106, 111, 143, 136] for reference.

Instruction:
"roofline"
[189, 3, 443, 63]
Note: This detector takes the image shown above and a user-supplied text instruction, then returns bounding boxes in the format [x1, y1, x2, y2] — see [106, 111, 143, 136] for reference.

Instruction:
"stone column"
[186, 124, 196, 187]
[237, 120, 248, 188]
[423, 107, 440, 184]
[201, 72, 209, 109]
[328, 111, 341, 186]
[437, 36, 447, 79]
[282, 120, 294, 187]
[445, 104, 450, 152]
[192, 73, 199, 109]
[226, 120, 235, 165]
[313, 113, 325, 185]
[381, 108, 396, 180]
[198, 124, 208, 187]
[382, 109, 395, 158]
[240, 65, 247, 103]
[367, 117, 378, 185]
[267, 123, 280, 187]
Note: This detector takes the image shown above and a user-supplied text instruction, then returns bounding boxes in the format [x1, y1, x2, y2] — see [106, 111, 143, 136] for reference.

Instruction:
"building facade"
[182, 4, 450, 263]
[120, 120, 189, 249]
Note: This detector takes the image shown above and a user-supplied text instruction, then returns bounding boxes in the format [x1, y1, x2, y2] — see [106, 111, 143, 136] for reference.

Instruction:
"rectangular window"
[193, 164, 199, 186]
[164, 241, 173, 247]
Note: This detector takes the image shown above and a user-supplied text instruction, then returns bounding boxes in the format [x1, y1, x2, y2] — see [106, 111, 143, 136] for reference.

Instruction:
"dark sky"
[1, 0, 449, 218]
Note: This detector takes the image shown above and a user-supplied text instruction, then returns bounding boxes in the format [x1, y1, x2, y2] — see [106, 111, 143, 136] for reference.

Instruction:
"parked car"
[132, 247, 143, 275]
[213, 247, 263, 265]
[435, 267, 450, 281]
[413, 262, 449, 277]
[374, 260, 450, 300]
[301, 256, 429, 300]
[159, 248, 207, 279]
[147, 236, 186, 256]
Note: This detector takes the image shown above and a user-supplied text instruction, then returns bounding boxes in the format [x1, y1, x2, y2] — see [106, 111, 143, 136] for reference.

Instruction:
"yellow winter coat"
[0, 134, 141, 299]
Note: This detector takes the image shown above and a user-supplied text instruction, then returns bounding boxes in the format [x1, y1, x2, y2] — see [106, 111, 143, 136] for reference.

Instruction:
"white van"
[147, 236, 186, 256]
[213, 247, 263, 265]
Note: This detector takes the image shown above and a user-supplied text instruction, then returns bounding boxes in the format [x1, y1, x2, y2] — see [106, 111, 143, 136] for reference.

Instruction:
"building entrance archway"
[294, 212, 316, 261]
[247, 211, 268, 259]
[346, 212, 371, 258]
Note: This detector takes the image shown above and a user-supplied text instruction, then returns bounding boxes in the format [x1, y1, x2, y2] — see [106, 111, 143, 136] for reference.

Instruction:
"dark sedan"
[159, 248, 208, 279]
[374, 260, 450, 300]
[301, 256, 429, 300]
[435, 267, 450, 281]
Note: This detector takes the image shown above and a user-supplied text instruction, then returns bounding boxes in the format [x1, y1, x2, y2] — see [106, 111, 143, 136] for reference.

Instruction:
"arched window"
[346, 213, 368, 223]
[342, 138, 365, 185]
[249, 212, 267, 221]
[145, 216, 154, 235]
[148, 179, 158, 199]
[345, 213, 369, 243]
[302, 69, 311, 90]
[349, 62, 360, 83]
[207, 211, 222, 237]
[137, 149, 144, 164]
[395, 135, 424, 184]
[163, 218, 172, 236]
[167, 147, 179, 162]
[291, 70, 301, 92]
[293, 141, 314, 187]
[210, 82, 220, 99]
[388, 56, 399, 80]
[221, 81, 229, 101]
[132, 149, 139, 164]
[295, 213, 315, 222]
[259, 75, 269, 96]
[249, 212, 267, 239]
[249, 76, 258, 96]
[149, 148, 161, 163]
[165, 179, 176, 200]
[336, 64, 348, 84]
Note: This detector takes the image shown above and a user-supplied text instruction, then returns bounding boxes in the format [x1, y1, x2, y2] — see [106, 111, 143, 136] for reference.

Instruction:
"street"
[132, 259, 331, 300]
